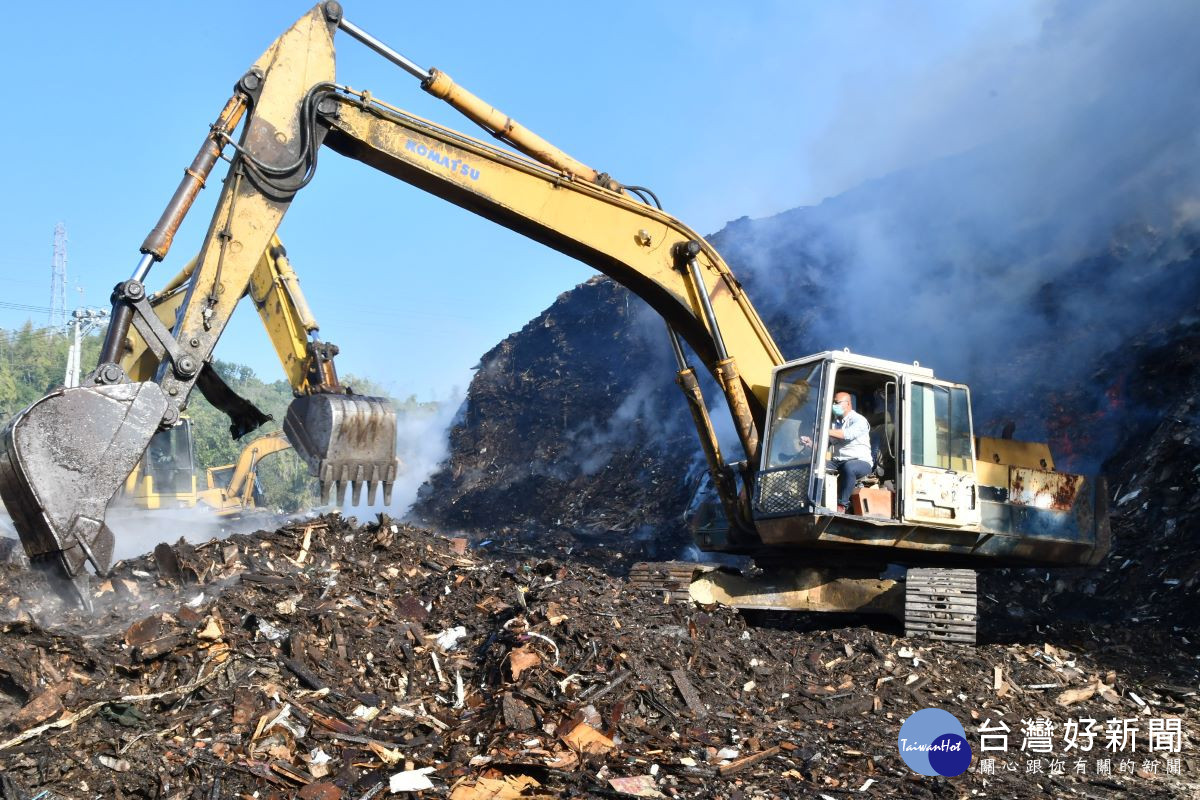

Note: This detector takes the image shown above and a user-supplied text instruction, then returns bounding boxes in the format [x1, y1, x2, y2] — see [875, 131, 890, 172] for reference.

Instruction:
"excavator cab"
[120, 419, 200, 509]
[692, 349, 1107, 572]
[756, 352, 980, 527]
[676, 350, 1109, 642]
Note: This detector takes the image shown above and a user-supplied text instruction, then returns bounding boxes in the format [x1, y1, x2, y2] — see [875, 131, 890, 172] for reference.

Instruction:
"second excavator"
[117, 235, 397, 516]
[0, 5, 1107, 640]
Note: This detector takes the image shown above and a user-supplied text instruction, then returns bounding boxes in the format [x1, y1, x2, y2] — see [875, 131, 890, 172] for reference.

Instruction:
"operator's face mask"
[832, 403, 845, 418]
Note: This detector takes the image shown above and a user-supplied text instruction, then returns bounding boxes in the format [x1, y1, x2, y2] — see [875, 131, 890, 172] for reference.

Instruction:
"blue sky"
[0, 1, 1038, 401]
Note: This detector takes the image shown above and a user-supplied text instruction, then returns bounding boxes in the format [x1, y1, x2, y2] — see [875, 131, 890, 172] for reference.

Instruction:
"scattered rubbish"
[0, 509, 1193, 798]
[388, 766, 435, 792]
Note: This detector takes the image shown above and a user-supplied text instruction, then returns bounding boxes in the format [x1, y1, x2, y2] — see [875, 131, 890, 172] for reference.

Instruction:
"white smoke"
[569, 373, 663, 476]
[342, 393, 464, 519]
[105, 504, 252, 564]
[0, 504, 230, 566]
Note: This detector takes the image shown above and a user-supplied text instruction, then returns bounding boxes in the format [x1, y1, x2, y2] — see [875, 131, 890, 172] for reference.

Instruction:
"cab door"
[900, 378, 981, 527]
[754, 359, 827, 517]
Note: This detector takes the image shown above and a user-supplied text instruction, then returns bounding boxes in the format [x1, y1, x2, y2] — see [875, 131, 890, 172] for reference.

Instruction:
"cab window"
[145, 424, 195, 493]
[765, 361, 824, 469]
[910, 382, 973, 471]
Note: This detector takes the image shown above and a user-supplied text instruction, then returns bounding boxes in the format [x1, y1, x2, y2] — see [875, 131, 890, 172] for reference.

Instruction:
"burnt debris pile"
[414, 277, 700, 560]
[990, 307, 1200, 628]
[0, 514, 1197, 799]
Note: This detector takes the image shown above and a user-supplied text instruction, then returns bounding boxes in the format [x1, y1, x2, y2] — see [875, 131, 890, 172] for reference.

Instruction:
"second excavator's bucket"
[283, 392, 399, 506]
[0, 382, 168, 607]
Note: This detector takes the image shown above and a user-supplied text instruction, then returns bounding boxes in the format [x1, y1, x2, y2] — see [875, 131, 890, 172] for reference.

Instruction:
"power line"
[0, 300, 57, 314]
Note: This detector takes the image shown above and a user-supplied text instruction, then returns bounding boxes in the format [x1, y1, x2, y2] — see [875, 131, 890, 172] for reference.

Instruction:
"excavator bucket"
[0, 382, 167, 607]
[283, 392, 398, 506]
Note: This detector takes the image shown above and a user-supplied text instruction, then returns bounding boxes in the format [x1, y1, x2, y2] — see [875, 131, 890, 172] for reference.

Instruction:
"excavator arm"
[118, 234, 396, 512]
[201, 429, 292, 513]
[322, 97, 784, 414]
[316, 89, 786, 532]
[0, 3, 776, 604]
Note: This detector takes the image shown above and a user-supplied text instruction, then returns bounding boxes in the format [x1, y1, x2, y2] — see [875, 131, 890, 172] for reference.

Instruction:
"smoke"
[105, 505, 240, 564]
[716, 0, 1200, 462]
[343, 394, 463, 518]
[569, 373, 664, 476]
[1, 504, 234, 567]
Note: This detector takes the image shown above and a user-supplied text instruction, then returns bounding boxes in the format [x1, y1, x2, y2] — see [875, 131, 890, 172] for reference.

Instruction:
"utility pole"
[49, 224, 68, 329]
[64, 307, 110, 387]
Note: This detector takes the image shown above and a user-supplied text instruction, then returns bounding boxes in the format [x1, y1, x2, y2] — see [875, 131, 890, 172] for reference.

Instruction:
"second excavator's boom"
[201, 430, 292, 513]
[123, 235, 327, 393]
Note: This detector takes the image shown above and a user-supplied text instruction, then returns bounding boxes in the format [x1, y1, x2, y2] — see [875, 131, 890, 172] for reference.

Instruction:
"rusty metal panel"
[1009, 467, 1083, 511]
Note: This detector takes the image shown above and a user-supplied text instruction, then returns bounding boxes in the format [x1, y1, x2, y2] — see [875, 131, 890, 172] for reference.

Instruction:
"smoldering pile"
[0, 514, 1196, 799]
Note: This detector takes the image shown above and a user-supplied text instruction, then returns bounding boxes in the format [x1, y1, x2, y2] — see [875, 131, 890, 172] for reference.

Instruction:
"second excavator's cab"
[755, 350, 980, 527]
[120, 418, 200, 509]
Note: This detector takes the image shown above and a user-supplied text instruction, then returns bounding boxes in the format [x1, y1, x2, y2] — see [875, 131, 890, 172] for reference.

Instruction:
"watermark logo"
[898, 708, 973, 776]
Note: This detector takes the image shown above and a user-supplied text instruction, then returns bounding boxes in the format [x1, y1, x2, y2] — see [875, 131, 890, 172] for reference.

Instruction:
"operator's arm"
[830, 414, 869, 442]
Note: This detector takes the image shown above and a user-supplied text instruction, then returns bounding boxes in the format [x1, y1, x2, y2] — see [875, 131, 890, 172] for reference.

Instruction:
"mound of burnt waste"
[413, 277, 703, 560]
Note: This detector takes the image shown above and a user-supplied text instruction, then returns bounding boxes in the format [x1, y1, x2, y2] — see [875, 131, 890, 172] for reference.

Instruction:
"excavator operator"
[801, 391, 872, 511]
[827, 392, 873, 511]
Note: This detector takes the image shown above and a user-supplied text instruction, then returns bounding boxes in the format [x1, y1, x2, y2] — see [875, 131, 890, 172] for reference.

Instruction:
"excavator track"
[628, 561, 705, 603]
[904, 568, 977, 644]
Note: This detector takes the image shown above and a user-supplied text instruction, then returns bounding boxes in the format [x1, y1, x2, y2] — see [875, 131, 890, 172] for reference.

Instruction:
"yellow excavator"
[116, 236, 387, 517]
[120, 424, 291, 517]
[0, 4, 1108, 639]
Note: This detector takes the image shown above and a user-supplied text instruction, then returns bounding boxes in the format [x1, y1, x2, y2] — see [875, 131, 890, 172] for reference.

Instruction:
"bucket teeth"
[284, 392, 399, 509]
[366, 481, 379, 506]
[383, 481, 393, 506]
[69, 573, 93, 613]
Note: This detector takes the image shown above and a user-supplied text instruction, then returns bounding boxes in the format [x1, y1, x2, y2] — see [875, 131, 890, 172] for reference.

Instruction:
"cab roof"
[778, 349, 937, 379]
